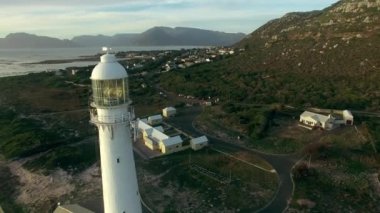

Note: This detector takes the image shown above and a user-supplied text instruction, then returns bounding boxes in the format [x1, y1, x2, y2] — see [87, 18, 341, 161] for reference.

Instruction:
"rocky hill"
[161, 0, 380, 110]
[237, 0, 380, 77]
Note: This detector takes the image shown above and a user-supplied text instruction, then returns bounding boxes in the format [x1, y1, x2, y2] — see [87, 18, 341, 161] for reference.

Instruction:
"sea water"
[0, 46, 202, 77]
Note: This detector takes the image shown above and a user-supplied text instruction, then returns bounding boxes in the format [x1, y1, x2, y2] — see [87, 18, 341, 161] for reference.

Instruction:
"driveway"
[167, 106, 301, 213]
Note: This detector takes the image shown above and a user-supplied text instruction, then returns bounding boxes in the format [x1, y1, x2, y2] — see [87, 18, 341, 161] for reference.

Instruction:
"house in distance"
[299, 110, 354, 130]
[163, 107, 176, 117]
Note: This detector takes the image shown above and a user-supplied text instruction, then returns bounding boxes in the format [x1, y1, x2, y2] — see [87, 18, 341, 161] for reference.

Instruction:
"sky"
[0, 0, 339, 39]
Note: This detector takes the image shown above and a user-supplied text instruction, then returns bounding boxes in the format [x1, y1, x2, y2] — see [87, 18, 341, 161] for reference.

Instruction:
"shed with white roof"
[190, 136, 208, 150]
[162, 107, 176, 117]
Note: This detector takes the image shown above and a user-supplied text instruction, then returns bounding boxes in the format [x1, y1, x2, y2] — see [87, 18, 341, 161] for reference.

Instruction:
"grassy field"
[137, 148, 278, 212]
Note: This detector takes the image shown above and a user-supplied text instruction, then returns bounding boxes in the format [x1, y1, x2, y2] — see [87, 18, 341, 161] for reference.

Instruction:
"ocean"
[0, 46, 201, 77]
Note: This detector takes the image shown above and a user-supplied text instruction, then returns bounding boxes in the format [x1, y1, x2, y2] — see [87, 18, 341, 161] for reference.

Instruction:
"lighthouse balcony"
[90, 112, 130, 125]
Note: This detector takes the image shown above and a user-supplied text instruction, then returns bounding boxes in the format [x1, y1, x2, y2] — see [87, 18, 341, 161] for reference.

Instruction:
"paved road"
[168, 106, 302, 213]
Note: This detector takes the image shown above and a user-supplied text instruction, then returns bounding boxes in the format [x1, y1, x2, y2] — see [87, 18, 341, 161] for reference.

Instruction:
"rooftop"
[191, 136, 208, 144]
[90, 53, 127, 80]
[300, 111, 334, 123]
[54, 204, 94, 213]
[162, 135, 183, 146]
[163, 106, 176, 111]
[148, 114, 163, 120]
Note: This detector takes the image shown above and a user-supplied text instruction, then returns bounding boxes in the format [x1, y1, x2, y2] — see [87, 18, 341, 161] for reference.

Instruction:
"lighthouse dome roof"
[90, 53, 128, 80]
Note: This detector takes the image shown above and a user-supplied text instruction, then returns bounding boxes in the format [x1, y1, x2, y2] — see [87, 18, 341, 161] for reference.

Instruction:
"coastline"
[23, 56, 99, 65]
[0, 46, 210, 78]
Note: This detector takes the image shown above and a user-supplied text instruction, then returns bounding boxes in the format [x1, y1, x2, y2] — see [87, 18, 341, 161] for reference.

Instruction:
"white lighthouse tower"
[90, 49, 142, 213]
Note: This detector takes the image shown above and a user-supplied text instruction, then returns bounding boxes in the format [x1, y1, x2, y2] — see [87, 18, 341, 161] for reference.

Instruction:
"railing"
[92, 98, 125, 107]
[90, 100, 132, 108]
[90, 112, 130, 125]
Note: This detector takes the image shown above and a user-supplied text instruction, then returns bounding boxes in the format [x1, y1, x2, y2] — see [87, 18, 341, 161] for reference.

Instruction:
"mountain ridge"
[0, 33, 77, 48]
[73, 26, 246, 47]
[0, 27, 246, 48]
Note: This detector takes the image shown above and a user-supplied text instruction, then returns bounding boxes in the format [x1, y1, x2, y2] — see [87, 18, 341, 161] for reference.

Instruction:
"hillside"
[160, 2, 380, 211]
[0, 33, 78, 48]
[236, 0, 380, 77]
[161, 0, 380, 111]
[133, 27, 246, 46]
[72, 27, 245, 47]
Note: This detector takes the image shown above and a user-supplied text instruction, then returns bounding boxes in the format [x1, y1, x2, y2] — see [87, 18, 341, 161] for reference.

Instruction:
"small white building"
[343, 110, 354, 125]
[160, 136, 184, 154]
[148, 114, 163, 125]
[163, 107, 176, 117]
[299, 111, 336, 130]
[190, 136, 208, 151]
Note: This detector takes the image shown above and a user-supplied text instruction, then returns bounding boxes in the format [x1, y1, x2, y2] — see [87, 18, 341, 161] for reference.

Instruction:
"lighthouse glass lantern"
[92, 78, 129, 107]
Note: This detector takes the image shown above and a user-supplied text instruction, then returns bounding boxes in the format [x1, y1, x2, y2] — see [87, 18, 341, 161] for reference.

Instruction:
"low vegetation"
[289, 127, 380, 211]
[0, 159, 25, 213]
[137, 148, 277, 212]
[0, 109, 64, 159]
[196, 105, 321, 154]
[24, 142, 98, 174]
